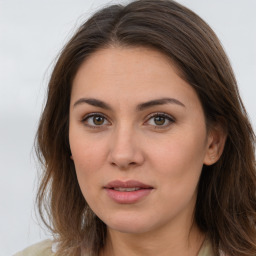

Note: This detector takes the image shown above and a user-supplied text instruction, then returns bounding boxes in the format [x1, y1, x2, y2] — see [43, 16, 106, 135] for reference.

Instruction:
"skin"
[69, 46, 226, 256]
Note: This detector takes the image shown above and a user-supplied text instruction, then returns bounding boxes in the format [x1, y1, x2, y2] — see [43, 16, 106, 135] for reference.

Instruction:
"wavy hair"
[36, 0, 256, 255]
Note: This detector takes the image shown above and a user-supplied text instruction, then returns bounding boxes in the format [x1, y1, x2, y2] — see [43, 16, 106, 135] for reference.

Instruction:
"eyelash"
[81, 112, 175, 129]
[146, 112, 175, 129]
[81, 112, 109, 129]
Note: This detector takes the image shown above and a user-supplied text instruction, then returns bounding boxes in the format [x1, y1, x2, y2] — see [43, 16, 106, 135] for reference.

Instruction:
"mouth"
[105, 179, 153, 189]
[104, 180, 154, 204]
[112, 187, 141, 192]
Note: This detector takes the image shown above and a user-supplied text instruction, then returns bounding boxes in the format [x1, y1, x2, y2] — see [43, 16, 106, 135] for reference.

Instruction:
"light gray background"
[0, 0, 255, 255]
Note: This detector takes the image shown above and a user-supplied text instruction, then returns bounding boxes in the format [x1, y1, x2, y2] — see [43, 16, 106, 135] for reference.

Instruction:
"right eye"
[82, 113, 110, 128]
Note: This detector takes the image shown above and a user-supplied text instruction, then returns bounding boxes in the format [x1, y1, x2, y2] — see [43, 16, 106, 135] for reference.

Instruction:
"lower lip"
[105, 188, 153, 204]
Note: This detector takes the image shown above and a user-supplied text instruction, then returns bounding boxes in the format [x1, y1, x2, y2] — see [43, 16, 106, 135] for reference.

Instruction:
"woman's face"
[69, 46, 216, 234]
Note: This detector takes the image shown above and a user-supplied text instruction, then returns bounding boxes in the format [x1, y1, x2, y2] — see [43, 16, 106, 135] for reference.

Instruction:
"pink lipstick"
[104, 180, 153, 204]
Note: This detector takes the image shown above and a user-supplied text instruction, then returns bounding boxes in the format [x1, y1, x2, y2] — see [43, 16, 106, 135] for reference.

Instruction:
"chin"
[102, 214, 156, 234]
[109, 223, 152, 234]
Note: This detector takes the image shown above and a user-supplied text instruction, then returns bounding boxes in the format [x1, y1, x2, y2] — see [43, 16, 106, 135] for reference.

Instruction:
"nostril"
[110, 161, 137, 169]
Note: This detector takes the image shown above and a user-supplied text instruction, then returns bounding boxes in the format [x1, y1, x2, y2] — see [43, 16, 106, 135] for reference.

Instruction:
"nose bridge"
[108, 122, 144, 169]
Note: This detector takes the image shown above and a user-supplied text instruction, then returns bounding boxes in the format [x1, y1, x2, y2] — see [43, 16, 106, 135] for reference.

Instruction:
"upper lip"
[104, 180, 153, 189]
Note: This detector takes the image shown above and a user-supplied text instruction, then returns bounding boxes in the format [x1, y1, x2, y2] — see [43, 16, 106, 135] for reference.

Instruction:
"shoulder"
[198, 237, 214, 256]
[198, 238, 228, 256]
[13, 239, 54, 256]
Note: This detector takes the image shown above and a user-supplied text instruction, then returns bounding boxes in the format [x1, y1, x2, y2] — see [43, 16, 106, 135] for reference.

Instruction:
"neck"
[100, 222, 205, 256]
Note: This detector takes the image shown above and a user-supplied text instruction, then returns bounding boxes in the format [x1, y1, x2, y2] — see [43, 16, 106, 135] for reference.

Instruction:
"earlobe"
[70, 155, 73, 160]
[203, 124, 227, 166]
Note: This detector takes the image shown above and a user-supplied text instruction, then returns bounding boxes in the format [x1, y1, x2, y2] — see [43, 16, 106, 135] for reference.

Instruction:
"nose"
[107, 125, 145, 170]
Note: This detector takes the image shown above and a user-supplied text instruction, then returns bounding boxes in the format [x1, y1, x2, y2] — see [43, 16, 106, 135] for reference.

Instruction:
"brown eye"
[82, 113, 110, 128]
[154, 116, 165, 125]
[146, 113, 175, 129]
[93, 116, 105, 125]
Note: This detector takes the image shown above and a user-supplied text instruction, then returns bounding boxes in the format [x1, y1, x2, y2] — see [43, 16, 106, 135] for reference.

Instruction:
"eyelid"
[144, 112, 175, 128]
[81, 112, 111, 128]
[81, 112, 107, 121]
[146, 112, 175, 121]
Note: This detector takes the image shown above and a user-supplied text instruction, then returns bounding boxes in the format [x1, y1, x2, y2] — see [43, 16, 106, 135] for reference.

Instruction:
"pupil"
[93, 116, 104, 125]
[154, 116, 165, 125]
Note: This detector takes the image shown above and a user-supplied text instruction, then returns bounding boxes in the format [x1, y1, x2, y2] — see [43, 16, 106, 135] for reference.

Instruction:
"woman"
[15, 0, 256, 255]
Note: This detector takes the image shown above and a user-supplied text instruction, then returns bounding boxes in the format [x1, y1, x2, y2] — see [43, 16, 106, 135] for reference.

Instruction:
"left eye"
[146, 113, 174, 128]
[82, 114, 110, 127]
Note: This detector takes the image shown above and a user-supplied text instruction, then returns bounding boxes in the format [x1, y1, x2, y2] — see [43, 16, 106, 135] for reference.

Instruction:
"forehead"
[71, 46, 200, 110]
[73, 46, 178, 87]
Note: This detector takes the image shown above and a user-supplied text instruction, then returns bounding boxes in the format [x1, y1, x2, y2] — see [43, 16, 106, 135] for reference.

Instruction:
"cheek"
[146, 129, 207, 189]
[71, 145, 103, 207]
[145, 133, 206, 219]
[69, 131, 107, 192]
[69, 125, 107, 168]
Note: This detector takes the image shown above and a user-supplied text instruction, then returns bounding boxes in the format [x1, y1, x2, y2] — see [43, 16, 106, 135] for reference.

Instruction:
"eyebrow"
[74, 98, 112, 110]
[136, 97, 185, 111]
[73, 97, 185, 111]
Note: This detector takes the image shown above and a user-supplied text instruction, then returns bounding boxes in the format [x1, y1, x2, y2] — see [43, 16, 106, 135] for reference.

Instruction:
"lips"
[104, 180, 153, 204]
[105, 180, 153, 189]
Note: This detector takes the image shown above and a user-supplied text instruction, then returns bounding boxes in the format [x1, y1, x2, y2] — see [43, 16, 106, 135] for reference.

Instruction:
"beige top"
[14, 238, 214, 256]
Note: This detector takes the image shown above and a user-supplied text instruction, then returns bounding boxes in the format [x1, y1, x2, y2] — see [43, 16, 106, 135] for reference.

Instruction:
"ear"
[203, 123, 227, 166]
[70, 155, 73, 160]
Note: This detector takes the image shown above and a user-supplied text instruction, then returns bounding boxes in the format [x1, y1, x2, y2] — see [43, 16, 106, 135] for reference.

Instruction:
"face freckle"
[69, 46, 213, 236]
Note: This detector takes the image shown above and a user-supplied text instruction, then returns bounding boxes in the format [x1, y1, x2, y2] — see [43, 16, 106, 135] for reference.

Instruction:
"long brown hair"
[36, 0, 256, 255]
